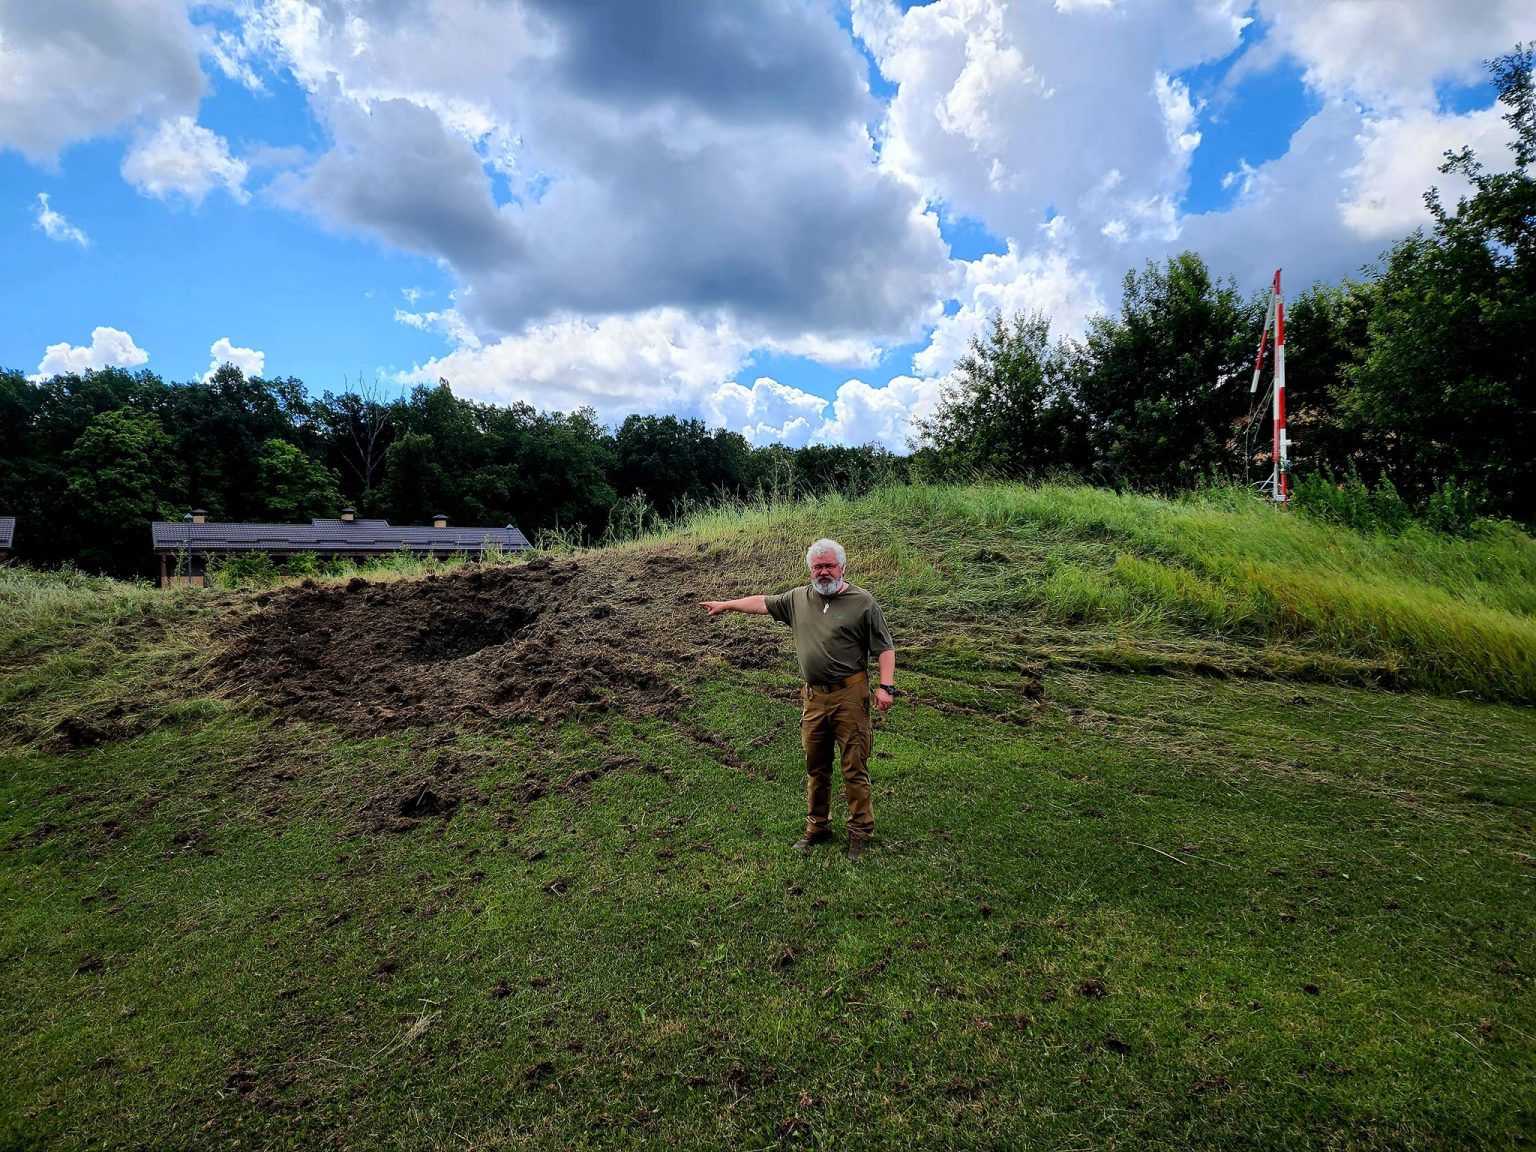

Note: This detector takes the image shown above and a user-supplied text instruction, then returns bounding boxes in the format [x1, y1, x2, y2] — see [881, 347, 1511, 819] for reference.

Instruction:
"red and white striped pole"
[1272, 269, 1288, 503]
[1249, 269, 1288, 502]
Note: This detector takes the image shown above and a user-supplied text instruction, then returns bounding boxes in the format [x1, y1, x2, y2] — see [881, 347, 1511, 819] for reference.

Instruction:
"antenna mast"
[1249, 268, 1289, 502]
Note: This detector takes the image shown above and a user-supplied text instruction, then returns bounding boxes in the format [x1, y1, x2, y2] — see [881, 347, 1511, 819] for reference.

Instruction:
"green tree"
[0, 370, 43, 540]
[253, 439, 344, 522]
[1341, 45, 1535, 521]
[63, 408, 183, 574]
[321, 378, 396, 501]
[160, 364, 295, 521]
[516, 408, 617, 537]
[1274, 280, 1373, 481]
[791, 443, 906, 496]
[612, 415, 755, 514]
[1070, 253, 1259, 491]
[3, 368, 173, 569]
[376, 432, 455, 524]
[914, 310, 1083, 478]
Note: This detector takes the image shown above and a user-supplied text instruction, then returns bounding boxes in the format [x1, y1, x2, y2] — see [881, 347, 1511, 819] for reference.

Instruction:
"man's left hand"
[874, 687, 894, 717]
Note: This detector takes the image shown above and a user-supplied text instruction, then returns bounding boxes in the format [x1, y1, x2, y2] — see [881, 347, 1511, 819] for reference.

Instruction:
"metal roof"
[0, 517, 13, 550]
[151, 516, 530, 554]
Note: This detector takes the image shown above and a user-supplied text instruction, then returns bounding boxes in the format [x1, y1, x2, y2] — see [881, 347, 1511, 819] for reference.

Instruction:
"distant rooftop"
[151, 516, 530, 555]
[0, 517, 14, 550]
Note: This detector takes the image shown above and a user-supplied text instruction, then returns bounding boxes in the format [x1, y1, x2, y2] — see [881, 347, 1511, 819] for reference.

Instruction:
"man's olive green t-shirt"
[764, 584, 895, 685]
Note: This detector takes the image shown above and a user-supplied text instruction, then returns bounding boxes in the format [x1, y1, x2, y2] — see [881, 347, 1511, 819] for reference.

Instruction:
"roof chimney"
[340, 507, 356, 523]
[432, 513, 448, 529]
[191, 508, 207, 525]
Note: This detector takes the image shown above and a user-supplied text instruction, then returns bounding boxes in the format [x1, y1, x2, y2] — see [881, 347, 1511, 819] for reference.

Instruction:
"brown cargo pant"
[801, 672, 874, 842]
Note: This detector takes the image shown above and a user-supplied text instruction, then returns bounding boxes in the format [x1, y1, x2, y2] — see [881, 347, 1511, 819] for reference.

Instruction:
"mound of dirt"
[216, 548, 780, 735]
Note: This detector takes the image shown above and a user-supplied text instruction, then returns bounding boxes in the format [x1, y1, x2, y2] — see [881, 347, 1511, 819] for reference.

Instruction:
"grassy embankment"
[2, 483, 1533, 1149]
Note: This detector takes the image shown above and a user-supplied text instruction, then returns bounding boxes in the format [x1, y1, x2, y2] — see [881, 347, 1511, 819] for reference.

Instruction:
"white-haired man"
[702, 538, 896, 862]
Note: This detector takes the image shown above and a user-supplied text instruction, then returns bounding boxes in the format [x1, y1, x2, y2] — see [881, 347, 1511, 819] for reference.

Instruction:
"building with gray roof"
[151, 509, 530, 587]
[0, 517, 14, 563]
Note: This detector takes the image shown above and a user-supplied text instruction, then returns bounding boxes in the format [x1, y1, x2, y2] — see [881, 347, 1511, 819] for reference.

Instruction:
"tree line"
[3, 47, 1530, 578]
[0, 363, 911, 577]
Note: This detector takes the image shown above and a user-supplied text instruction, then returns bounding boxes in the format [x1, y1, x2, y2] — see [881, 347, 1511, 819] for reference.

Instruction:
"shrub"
[209, 552, 279, 589]
[602, 491, 663, 545]
[1424, 480, 1484, 537]
[1293, 468, 1411, 535]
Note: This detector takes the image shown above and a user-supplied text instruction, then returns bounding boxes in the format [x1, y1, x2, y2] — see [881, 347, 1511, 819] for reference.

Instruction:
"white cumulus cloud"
[855, 0, 1526, 413]
[914, 244, 1105, 379]
[702, 377, 832, 447]
[32, 192, 88, 246]
[204, 337, 265, 380]
[398, 308, 755, 414]
[1340, 104, 1511, 239]
[244, 0, 950, 347]
[32, 326, 149, 380]
[815, 375, 946, 450]
[121, 116, 249, 204]
[1253, 0, 1532, 109]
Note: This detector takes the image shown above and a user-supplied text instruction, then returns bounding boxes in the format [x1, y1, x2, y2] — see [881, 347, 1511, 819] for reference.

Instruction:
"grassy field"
[2, 484, 1533, 1150]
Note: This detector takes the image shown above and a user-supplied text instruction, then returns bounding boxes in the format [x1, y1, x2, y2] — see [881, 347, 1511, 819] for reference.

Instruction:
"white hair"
[805, 538, 845, 568]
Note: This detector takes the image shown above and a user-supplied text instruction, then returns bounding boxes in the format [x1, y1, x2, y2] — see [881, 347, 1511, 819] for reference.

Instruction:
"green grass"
[2, 483, 1533, 1149]
[676, 484, 1536, 702]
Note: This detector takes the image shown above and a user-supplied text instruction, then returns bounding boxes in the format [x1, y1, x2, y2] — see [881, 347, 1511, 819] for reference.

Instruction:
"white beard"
[812, 576, 843, 596]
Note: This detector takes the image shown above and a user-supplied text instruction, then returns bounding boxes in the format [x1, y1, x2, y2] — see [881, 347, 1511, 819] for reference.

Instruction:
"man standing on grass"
[702, 538, 896, 862]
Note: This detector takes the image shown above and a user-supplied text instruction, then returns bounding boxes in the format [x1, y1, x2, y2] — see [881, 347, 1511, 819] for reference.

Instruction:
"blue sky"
[1, 0, 1521, 449]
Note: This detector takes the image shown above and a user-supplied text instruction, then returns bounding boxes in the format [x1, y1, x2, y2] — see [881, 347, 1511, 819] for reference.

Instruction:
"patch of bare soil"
[45, 706, 150, 753]
[216, 547, 779, 736]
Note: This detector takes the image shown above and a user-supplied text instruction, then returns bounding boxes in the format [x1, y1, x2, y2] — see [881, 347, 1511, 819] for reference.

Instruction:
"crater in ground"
[215, 548, 781, 736]
[405, 603, 540, 664]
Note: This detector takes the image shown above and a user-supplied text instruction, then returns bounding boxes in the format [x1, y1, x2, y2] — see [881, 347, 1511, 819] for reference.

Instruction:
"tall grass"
[0, 566, 223, 749]
[0, 566, 191, 659]
[675, 482, 1536, 702]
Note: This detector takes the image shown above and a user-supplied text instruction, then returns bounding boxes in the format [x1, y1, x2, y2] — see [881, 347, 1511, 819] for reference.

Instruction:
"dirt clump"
[215, 547, 778, 736]
[46, 707, 147, 753]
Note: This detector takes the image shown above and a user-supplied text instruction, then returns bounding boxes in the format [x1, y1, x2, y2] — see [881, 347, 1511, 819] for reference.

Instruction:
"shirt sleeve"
[764, 590, 794, 626]
[866, 600, 895, 654]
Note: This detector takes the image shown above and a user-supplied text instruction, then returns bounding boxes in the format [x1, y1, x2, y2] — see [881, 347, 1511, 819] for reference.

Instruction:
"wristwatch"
[878, 684, 896, 695]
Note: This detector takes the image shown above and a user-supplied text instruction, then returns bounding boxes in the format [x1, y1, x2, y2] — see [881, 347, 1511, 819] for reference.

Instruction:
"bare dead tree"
[331, 374, 396, 497]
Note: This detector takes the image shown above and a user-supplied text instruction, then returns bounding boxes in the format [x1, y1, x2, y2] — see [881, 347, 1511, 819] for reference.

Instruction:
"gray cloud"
[527, 0, 874, 128]
[261, 0, 947, 346]
[0, 0, 204, 160]
[467, 119, 946, 340]
[292, 96, 522, 273]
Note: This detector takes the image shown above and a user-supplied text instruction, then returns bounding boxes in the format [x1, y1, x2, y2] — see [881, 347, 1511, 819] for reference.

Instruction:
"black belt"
[806, 671, 868, 692]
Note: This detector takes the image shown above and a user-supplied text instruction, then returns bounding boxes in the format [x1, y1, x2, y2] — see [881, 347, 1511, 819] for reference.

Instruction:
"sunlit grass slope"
[677, 483, 1536, 703]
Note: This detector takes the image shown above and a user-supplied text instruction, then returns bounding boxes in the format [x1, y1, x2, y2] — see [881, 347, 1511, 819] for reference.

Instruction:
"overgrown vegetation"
[669, 484, 1536, 703]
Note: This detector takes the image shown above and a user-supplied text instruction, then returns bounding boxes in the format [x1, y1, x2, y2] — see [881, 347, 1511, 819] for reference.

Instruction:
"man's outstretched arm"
[702, 595, 769, 616]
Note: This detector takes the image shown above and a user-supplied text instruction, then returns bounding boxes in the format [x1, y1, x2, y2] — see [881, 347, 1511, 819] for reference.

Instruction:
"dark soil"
[216, 548, 780, 736]
[47, 707, 148, 753]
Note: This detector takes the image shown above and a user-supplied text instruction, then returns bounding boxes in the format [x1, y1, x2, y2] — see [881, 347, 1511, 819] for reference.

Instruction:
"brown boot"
[794, 831, 833, 853]
[846, 837, 869, 863]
